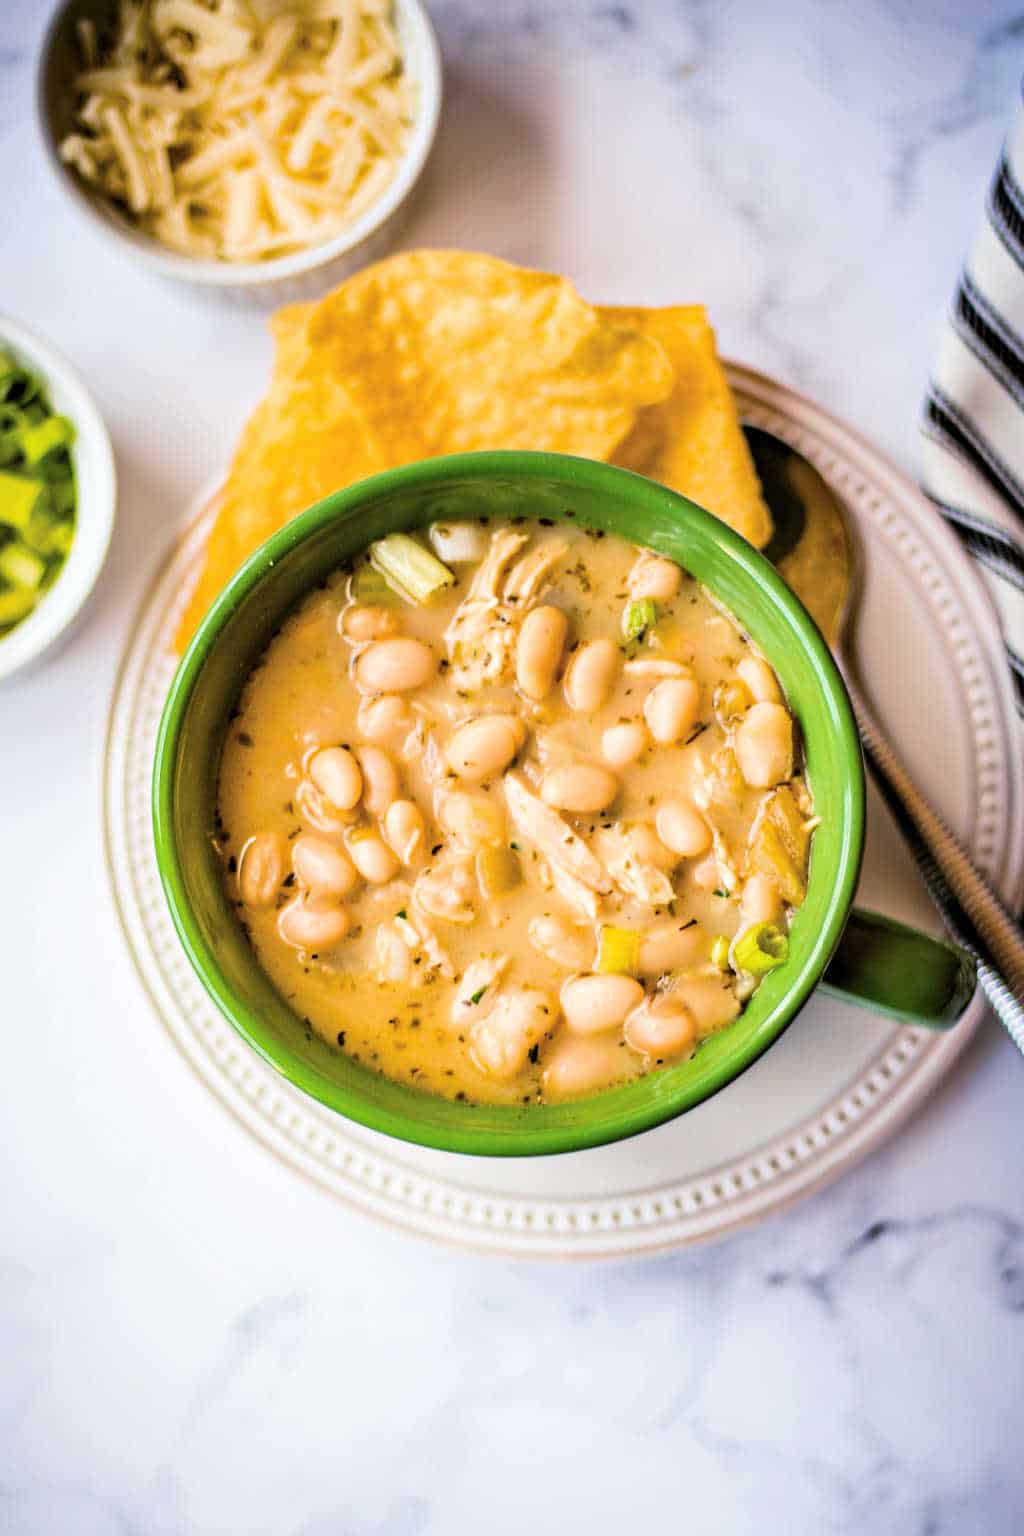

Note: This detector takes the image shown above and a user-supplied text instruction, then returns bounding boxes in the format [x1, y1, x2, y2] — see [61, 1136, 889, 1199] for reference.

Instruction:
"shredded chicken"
[593, 826, 675, 908]
[503, 773, 611, 894]
[503, 538, 568, 603]
[471, 528, 530, 601]
[451, 955, 511, 1024]
[549, 860, 600, 920]
[413, 854, 477, 925]
[443, 530, 567, 692]
[443, 529, 529, 692]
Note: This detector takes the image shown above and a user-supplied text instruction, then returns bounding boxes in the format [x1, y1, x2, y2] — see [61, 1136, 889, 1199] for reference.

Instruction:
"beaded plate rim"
[102, 365, 1024, 1258]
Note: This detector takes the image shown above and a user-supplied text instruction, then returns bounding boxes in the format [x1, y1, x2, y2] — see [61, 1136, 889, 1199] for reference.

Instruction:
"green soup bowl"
[153, 451, 975, 1156]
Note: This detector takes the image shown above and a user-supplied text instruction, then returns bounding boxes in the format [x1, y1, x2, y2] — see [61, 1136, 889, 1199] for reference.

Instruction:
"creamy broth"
[216, 519, 815, 1106]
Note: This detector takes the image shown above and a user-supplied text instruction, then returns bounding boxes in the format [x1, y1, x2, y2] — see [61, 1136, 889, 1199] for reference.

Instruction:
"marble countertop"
[3, 2, 1024, 1531]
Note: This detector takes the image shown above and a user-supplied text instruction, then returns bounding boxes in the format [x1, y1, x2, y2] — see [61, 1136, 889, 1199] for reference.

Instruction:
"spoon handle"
[842, 670, 1024, 1052]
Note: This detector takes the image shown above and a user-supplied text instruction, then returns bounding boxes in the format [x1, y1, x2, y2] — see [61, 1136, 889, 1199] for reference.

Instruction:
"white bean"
[691, 856, 722, 892]
[738, 873, 784, 930]
[601, 721, 649, 768]
[564, 637, 619, 713]
[295, 777, 349, 835]
[446, 714, 525, 782]
[470, 1016, 530, 1079]
[737, 655, 782, 704]
[358, 694, 414, 747]
[637, 921, 708, 977]
[734, 702, 793, 787]
[340, 605, 400, 642]
[561, 974, 645, 1035]
[543, 1035, 629, 1099]
[384, 799, 426, 865]
[292, 834, 359, 897]
[541, 763, 619, 814]
[357, 745, 399, 815]
[277, 896, 349, 951]
[624, 995, 697, 1059]
[470, 989, 553, 1079]
[355, 637, 436, 694]
[627, 822, 678, 871]
[237, 833, 286, 908]
[308, 746, 363, 811]
[628, 551, 683, 602]
[670, 974, 741, 1033]
[516, 605, 568, 701]
[655, 799, 712, 859]
[348, 834, 400, 885]
[644, 677, 701, 744]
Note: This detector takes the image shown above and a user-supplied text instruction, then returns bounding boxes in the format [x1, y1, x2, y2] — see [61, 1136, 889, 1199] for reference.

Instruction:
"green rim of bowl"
[153, 451, 864, 1157]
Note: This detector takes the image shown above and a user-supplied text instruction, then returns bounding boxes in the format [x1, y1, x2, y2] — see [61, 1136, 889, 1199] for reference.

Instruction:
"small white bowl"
[0, 316, 116, 682]
[37, 0, 443, 304]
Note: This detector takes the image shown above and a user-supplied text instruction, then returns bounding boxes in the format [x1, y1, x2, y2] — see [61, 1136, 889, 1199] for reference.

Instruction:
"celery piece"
[0, 584, 38, 627]
[710, 935, 731, 970]
[597, 925, 641, 975]
[0, 471, 45, 532]
[350, 562, 401, 606]
[20, 414, 74, 467]
[476, 845, 521, 899]
[622, 597, 657, 642]
[731, 922, 789, 976]
[370, 533, 454, 604]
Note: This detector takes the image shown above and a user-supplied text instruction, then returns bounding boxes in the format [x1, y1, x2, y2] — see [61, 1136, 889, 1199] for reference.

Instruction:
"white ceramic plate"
[103, 366, 1024, 1258]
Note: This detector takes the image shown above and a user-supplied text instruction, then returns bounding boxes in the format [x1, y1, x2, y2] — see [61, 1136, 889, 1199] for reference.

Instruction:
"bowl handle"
[819, 908, 977, 1029]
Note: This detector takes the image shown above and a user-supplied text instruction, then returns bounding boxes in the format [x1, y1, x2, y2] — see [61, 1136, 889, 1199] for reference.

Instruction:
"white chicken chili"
[216, 519, 816, 1106]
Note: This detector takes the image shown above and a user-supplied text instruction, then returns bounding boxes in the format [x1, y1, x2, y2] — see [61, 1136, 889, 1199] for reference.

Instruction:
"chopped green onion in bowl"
[731, 921, 790, 976]
[597, 925, 641, 975]
[622, 596, 657, 642]
[0, 349, 77, 638]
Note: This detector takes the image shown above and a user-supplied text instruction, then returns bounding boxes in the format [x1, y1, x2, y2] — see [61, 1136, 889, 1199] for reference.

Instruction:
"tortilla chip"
[603, 305, 772, 548]
[176, 251, 673, 649]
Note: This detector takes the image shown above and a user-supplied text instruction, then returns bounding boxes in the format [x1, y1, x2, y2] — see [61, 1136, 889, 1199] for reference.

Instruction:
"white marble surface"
[2, 1, 1024, 1531]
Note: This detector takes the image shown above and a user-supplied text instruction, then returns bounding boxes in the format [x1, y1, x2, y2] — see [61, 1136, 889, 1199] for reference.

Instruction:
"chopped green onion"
[370, 533, 455, 605]
[19, 414, 74, 467]
[0, 352, 77, 639]
[0, 541, 45, 590]
[0, 471, 45, 531]
[469, 986, 488, 1006]
[597, 925, 641, 975]
[731, 922, 789, 976]
[0, 586, 37, 627]
[622, 597, 657, 642]
[710, 936, 730, 970]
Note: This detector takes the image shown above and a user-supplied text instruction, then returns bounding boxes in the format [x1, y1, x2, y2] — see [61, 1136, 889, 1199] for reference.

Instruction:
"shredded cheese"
[59, 0, 415, 263]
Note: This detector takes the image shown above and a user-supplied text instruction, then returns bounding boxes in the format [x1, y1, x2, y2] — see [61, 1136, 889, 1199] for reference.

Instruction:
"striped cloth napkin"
[922, 97, 1024, 718]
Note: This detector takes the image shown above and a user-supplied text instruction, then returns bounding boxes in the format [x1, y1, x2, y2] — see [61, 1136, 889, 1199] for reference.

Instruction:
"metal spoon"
[744, 424, 1024, 1051]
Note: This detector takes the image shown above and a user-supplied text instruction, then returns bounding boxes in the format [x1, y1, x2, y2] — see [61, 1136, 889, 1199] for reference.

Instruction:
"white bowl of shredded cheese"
[37, 0, 442, 300]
